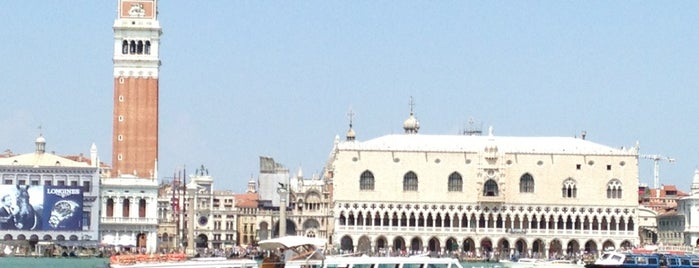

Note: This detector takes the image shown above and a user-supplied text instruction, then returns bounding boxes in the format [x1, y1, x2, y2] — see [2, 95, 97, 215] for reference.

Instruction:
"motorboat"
[284, 255, 464, 268]
[583, 251, 695, 268]
[258, 236, 464, 268]
[499, 258, 539, 268]
[500, 257, 583, 268]
[109, 255, 259, 268]
[586, 251, 626, 267]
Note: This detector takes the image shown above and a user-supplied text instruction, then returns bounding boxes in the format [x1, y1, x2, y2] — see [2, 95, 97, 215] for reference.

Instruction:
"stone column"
[115, 197, 124, 218]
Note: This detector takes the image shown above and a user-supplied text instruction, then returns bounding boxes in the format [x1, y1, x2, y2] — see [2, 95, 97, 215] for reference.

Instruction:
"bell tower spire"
[112, 0, 162, 179]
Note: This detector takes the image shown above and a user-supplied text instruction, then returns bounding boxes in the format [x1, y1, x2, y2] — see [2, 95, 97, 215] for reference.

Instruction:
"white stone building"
[99, 176, 159, 251]
[255, 157, 334, 245]
[0, 135, 101, 250]
[326, 109, 640, 258]
[288, 168, 334, 240]
[677, 170, 699, 247]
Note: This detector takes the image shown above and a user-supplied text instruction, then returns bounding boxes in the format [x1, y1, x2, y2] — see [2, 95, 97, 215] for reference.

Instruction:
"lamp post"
[277, 183, 288, 237]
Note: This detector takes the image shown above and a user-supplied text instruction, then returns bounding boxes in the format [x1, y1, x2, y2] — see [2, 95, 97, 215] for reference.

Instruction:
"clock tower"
[112, 0, 161, 178]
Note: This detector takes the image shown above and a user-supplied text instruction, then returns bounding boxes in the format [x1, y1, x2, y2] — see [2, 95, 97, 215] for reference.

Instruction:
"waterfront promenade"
[0, 256, 504, 268]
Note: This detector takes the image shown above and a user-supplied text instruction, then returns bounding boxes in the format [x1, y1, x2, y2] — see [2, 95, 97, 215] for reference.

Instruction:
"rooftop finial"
[35, 126, 46, 154]
[346, 108, 356, 141]
[403, 97, 420, 134]
[409, 96, 415, 115]
[347, 109, 355, 128]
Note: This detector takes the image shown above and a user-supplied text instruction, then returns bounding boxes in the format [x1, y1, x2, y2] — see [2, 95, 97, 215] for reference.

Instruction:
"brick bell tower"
[112, 0, 161, 178]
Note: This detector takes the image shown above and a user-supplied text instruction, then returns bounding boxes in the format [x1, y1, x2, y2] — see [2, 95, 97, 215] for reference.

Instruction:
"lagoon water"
[0, 257, 503, 268]
[0, 257, 109, 268]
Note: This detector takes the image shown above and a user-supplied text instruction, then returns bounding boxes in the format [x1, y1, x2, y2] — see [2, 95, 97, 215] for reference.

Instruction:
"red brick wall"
[112, 76, 159, 178]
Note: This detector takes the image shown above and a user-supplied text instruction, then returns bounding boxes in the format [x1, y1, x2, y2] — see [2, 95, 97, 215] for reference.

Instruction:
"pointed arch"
[445, 237, 459, 252]
[520, 173, 534, 193]
[360, 170, 375, 191]
[357, 236, 371, 254]
[463, 238, 475, 253]
[403, 171, 418, 191]
[448, 172, 463, 192]
[428, 237, 440, 252]
[339, 212, 347, 225]
[483, 179, 499, 196]
[562, 178, 577, 198]
[375, 236, 388, 253]
[410, 237, 422, 251]
[607, 179, 622, 199]
[340, 236, 354, 252]
[393, 236, 406, 251]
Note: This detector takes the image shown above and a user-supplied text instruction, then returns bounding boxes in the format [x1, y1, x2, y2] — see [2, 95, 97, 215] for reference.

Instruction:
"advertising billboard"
[43, 186, 83, 231]
[0, 185, 83, 231]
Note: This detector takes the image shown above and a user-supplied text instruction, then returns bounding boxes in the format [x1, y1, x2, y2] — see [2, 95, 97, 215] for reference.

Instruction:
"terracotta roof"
[648, 187, 689, 198]
[234, 192, 259, 208]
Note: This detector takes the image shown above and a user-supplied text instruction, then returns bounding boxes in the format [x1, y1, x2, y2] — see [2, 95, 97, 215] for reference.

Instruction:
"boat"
[286, 255, 465, 268]
[500, 257, 583, 268]
[258, 236, 464, 268]
[109, 255, 259, 268]
[583, 251, 699, 268]
[586, 251, 626, 267]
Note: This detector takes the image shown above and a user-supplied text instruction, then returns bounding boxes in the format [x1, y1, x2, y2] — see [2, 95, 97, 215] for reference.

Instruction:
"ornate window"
[483, 179, 499, 196]
[448, 172, 463, 192]
[607, 179, 622, 199]
[562, 178, 577, 198]
[360, 171, 375, 191]
[520, 173, 534, 193]
[403, 171, 418, 191]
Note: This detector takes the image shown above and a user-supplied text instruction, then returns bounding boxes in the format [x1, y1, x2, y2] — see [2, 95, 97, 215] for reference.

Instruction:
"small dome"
[35, 134, 46, 154]
[403, 113, 420, 134]
[346, 127, 356, 141]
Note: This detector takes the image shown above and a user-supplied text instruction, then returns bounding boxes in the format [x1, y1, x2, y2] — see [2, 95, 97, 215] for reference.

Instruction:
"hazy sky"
[1, 1, 698, 193]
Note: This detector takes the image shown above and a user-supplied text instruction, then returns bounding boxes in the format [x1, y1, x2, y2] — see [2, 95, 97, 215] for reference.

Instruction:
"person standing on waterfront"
[0, 194, 18, 230]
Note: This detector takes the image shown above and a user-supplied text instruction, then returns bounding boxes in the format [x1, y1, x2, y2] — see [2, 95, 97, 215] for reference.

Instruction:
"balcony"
[477, 194, 505, 204]
[100, 217, 158, 225]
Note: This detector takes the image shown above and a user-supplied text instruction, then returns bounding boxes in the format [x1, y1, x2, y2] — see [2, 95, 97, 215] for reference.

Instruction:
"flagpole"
[181, 168, 187, 251]
[172, 171, 177, 250]
[183, 166, 188, 254]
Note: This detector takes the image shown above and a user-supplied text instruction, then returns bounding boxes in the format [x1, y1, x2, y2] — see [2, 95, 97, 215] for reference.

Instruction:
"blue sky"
[1, 1, 697, 193]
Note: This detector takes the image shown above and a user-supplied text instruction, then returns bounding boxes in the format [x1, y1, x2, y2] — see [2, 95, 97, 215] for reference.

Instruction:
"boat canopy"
[259, 236, 326, 250]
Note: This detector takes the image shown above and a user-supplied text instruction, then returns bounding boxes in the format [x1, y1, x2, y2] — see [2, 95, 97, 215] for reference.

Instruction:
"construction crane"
[640, 154, 675, 198]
